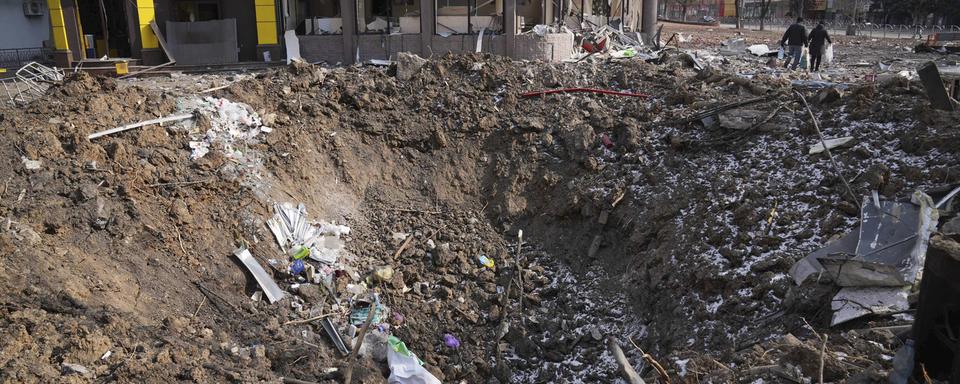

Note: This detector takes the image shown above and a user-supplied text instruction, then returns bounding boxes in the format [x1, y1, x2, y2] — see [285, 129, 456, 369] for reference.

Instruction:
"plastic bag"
[823, 43, 834, 65]
[387, 336, 440, 384]
[777, 46, 784, 60]
[799, 47, 809, 69]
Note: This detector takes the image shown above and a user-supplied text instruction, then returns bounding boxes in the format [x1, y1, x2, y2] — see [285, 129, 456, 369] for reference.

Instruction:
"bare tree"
[677, 0, 697, 21]
[835, 0, 864, 22]
[735, 0, 743, 28]
[661, 0, 674, 19]
[759, 0, 773, 30]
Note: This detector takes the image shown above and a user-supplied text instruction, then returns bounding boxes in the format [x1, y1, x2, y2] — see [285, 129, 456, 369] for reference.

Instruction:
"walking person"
[780, 18, 808, 70]
[808, 23, 832, 72]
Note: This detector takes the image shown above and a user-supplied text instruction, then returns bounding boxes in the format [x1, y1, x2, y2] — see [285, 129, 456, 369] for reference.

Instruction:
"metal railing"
[0, 47, 52, 70]
[0, 62, 64, 105]
[719, 17, 959, 40]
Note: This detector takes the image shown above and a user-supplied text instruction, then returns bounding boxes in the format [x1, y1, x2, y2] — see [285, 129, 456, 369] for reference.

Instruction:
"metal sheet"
[166, 19, 239, 65]
[831, 286, 909, 326]
[234, 248, 285, 303]
[789, 191, 938, 287]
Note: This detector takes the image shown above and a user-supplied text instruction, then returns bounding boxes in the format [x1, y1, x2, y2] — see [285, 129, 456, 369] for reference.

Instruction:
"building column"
[641, 0, 657, 41]
[419, 0, 433, 56]
[339, 0, 357, 64]
[255, 0, 282, 61]
[136, 0, 165, 65]
[504, 0, 517, 57]
[47, 0, 72, 67]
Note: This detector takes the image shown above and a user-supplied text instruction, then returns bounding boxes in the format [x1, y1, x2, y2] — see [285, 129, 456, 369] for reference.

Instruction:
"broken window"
[298, 0, 344, 34]
[571, 0, 610, 25]
[172, 0, 221, 22]
[516, 0, 546, 31]
[435, 0, 503, 35]
[357, 0, 421, 33]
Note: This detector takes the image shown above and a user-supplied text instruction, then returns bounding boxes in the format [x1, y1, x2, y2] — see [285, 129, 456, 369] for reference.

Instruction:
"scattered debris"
[87, 113, 195, 140]
[3, 24, 960, 384]
[179, 97, 271, 159]
[791, 191, 939, 325]
[266, 202, 351, 265]
[520, 87, 650, 98]
[386, 336, 441, 384]
[808, 136, 854, 155]
[608, 337, 645, 384]
[0, 62, 64, 105]
[396, 52, 427, 81]
[20, 157, 41, 170]
[61, 362, 91, 377]
[234, 248, 285, 303]
[321, 317, 351, 356]
[918, 61, 957, 111]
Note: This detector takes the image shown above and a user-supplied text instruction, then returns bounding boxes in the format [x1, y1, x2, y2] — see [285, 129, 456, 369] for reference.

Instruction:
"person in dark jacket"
[780, 18, 808, 70]
[807, 23, 832, 72]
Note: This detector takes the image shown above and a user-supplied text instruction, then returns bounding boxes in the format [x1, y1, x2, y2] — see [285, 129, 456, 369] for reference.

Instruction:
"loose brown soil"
[1, 44, 958, 383]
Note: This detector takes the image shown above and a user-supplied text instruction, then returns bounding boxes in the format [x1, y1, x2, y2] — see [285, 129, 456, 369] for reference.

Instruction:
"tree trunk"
[735, 0, 743, 29]
[681, 5, 687, 21]
[759, 1, 768, 31]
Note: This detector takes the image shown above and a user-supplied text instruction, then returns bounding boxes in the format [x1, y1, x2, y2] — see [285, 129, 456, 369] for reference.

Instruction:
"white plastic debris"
[178, 97, 271, 160]
[387, 345, 440, 384]
[21, 157, 41, 170]
[266, 202, 351, 265]
[747, 44, 771, 56]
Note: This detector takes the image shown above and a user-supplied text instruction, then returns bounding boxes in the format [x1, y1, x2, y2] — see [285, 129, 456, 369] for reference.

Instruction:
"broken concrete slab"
[809, 136, 854, 155]
[718, 109, 766, 130]
[918, 61, 957, 111]
[396, 52, 427, 81]
[61, 362, 91, 377]
[21, 156, 41, 170]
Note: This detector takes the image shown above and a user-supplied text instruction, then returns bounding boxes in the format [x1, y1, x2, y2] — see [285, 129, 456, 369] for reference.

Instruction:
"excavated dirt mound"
[1, 53, 959, 383]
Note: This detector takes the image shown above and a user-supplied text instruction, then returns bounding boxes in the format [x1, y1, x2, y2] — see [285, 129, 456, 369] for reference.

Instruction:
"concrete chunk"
[396, 52, 427, 81]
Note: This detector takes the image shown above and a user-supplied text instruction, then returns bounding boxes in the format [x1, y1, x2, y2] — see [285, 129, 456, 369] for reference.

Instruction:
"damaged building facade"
[37, 0, 659, 68]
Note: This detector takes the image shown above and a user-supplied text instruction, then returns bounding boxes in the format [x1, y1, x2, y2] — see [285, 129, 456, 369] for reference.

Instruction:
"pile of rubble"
[1, 27, 959, 383]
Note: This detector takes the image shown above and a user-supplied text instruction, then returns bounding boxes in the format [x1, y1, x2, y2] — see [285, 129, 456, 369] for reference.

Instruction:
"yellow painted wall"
[46, 0, 69, 50]
[255, 0, 278, 45]
[138, 0, 158, 49]
[723, 0, 736, 16]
